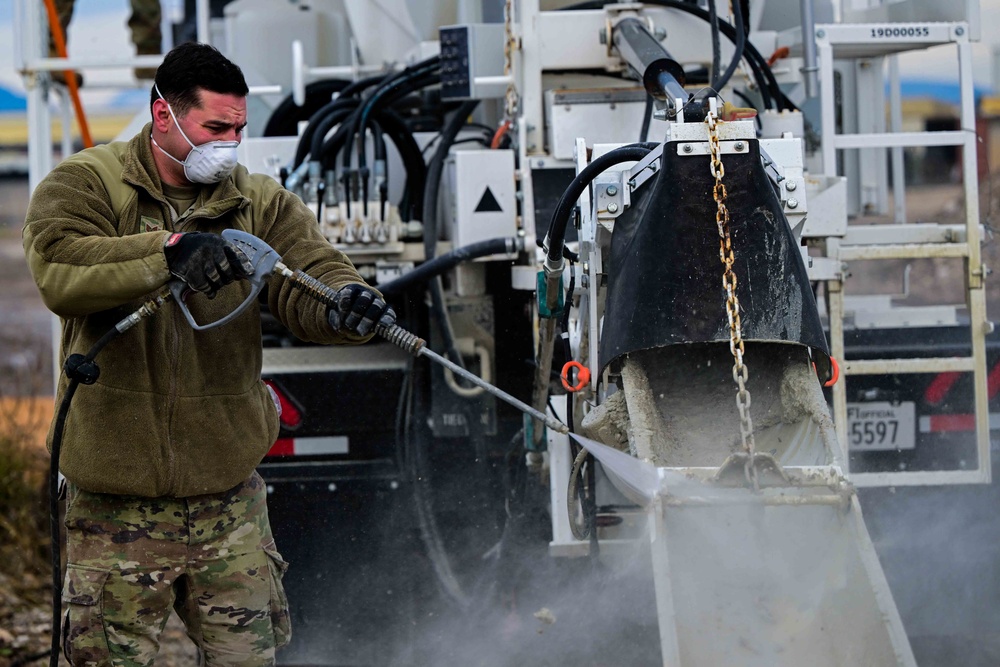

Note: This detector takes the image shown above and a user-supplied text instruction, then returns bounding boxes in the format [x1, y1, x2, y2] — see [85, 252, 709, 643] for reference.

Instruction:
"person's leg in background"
[128, 0, 162, 80]
[47, 0, 83, 86]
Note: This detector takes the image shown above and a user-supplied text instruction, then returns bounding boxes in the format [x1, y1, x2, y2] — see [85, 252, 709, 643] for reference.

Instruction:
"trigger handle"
[168, 230, 282, 331]
[167, 279, 265, 331]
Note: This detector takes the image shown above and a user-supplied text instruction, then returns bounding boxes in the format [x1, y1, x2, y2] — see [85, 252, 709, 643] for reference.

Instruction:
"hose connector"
[378, 323, 425, 355]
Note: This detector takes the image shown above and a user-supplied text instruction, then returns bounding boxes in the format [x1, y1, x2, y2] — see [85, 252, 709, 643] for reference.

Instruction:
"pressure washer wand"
[217, 228, 569, 434]
[276, 262, 569, 435]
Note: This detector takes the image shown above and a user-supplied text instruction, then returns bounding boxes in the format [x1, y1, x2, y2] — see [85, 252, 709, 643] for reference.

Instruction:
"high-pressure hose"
[422, 100, 481, 371]
[541, 143, 655, 308]
[46, 290, 172, 667]
[271, 262, 566, 434]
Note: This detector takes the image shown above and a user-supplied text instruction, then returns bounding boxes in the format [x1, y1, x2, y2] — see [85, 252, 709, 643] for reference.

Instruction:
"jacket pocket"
[263, 542, 292, 649]
[62, 564, 111, 665]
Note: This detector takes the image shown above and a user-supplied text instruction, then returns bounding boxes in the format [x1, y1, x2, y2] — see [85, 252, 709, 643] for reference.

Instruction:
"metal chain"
[707, 110, 759, 492]
[502, 0, 519, 121]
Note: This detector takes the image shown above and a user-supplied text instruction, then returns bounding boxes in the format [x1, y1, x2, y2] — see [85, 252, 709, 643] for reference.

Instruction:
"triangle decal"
[474, 186, 504, 213]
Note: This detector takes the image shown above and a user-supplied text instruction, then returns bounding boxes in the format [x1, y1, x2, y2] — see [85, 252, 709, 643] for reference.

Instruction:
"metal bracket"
[626, 142, 663, 193]
[759, 145, 786, 185]
[676, 140, 750, 157]
[603, 3, 653, 59]
[595, 175, 629, 220]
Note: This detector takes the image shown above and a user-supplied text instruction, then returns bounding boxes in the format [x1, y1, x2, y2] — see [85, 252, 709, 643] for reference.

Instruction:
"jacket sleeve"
[255, 185, 378, 345]
[23, 161, 172, 317]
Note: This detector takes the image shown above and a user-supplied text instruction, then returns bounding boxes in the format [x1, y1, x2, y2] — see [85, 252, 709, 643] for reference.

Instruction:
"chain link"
[502, 0, 519, 121]
[707, 111, 759, 492]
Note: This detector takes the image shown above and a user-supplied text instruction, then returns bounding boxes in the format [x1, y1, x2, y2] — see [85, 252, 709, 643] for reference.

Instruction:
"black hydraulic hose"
[372, 122, 386, 219]
[423, 100, 480, 369]
[318, 111, 358, 172]
[338, 73, 389, 100]
[353, 59, 442, 168]
[263, 79, 350, 139]
[318, 106, 426, 220]
[712, 0, 746, 93]
[47, 325, 126, 667]
[349, 69, 442, 181]
[379, 237, 521, 296]
[344, 59, 440, 174]
[352, 71, 441, 211]
[294, 98, 359, 170]
[308, 103, 359, 171]
[312, 97, 424, 220]
[289, 75, 390, 168]
[324, 71, 440, 218]
[374, 122, 387, 164]
[378, 109, 427, 222]
[639, 94, 653, 143]
[641, 0, 786, 110]
[708, 0, 721, 87]
[544, 144, 653, 265]
[423, 100, 481, 260]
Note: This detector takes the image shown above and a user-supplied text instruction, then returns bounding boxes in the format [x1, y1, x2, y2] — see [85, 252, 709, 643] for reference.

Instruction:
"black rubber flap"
[599, 139, 831, 375]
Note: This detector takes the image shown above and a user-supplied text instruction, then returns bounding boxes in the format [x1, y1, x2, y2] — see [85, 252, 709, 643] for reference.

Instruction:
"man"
[50, 0, 162, 83]
[23, 42, 394, 666]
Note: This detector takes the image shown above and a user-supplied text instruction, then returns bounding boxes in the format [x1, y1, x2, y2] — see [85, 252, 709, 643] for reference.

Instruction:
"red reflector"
[924, 371, 961, 406]
[263, 379, 302, 428]
[267, 438, 295, 457]
[988, 361, 1000, 399]
[925, 414, 975, 432]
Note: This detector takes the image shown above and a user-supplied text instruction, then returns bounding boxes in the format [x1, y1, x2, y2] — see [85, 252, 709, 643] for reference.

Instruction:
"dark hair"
[149, 42, 249, 115]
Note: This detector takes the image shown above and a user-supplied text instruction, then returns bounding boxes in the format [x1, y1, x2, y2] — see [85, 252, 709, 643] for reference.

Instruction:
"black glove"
[327, 283, 396, 337]
[163, 232, 244, 299]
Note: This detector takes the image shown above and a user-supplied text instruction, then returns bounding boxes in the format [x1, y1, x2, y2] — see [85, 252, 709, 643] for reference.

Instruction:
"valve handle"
[561, 360, 591, 392]
[824, 356, 840, 388]
[812, 356, 840, 388]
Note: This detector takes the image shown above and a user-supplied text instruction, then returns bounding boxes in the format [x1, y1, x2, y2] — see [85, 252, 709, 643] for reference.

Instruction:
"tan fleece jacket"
[23, 124, 371, 497]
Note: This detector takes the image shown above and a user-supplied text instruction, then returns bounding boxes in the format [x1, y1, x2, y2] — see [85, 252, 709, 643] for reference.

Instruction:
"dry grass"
[0, 332, 55, 607]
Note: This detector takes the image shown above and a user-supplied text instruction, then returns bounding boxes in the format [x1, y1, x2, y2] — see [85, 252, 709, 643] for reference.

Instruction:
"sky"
[1, 0, 1000, 114]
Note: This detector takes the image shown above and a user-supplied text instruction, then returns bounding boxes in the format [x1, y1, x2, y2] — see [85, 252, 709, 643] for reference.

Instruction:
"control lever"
[222, 230, 570, 435]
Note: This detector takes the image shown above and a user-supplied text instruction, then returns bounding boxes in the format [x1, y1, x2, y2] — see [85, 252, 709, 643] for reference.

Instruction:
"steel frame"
[817, 21, 991, 486]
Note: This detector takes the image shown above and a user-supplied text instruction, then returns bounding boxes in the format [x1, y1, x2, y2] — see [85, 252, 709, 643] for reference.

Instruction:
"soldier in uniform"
[24, 42, 395, 665]
[50, 0, 162, 82]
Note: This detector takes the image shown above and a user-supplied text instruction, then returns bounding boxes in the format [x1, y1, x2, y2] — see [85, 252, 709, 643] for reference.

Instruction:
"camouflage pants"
[62, 472, 291, 667]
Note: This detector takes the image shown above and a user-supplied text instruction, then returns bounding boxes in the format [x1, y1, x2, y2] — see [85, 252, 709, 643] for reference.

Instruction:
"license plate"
[847, 401, 916, 451]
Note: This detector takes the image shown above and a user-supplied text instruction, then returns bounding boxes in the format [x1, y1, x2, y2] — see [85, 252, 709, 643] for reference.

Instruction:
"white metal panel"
[447, 149, 517, 249]
[263, 345, 410, 374]
[545, 88, 648, 160]
[842, 0, 981, 41]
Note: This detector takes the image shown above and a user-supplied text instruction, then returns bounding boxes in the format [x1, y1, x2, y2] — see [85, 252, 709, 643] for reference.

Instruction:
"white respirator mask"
[151, 83, 239, 184]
